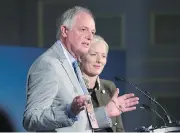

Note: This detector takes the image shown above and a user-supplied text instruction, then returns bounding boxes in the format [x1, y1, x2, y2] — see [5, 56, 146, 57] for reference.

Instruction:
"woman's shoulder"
[100, 79, 115, 87]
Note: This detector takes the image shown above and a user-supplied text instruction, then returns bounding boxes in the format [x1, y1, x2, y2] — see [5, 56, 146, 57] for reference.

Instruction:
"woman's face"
[81, 41, 107, 77]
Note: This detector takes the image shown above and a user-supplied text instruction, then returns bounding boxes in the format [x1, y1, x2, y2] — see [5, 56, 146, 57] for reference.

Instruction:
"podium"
[150, 126, 180, 132]
[135, 124, 180, 132]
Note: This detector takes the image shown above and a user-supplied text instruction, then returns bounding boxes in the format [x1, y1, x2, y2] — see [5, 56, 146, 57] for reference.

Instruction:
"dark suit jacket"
[92, 79, 125, 132]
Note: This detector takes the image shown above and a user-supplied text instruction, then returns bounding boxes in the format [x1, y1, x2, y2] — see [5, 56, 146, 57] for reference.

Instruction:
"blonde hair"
[91, 35, 109, 53]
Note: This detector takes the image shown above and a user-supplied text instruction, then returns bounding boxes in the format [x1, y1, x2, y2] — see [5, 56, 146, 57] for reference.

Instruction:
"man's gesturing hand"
[71, 95, 90, 115]
[106, 88, 139, 117]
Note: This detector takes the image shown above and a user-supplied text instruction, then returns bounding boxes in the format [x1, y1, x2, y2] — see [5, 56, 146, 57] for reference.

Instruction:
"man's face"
[62, 12, 96, 58]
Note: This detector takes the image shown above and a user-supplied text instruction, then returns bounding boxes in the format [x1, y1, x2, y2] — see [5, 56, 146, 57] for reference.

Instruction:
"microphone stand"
[114, 76, 172, 125]
[140, 104, 166, 126]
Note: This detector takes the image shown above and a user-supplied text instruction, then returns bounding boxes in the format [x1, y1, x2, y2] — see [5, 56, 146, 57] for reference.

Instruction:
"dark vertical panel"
[21, 0, 37, 46]
[0, 0, 20, 45]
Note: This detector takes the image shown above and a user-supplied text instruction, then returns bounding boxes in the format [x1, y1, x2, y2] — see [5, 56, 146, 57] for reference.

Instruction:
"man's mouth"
[82, 42, 89, 48]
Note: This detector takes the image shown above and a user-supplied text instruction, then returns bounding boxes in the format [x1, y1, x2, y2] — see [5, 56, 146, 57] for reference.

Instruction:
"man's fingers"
[123, 96, 139, 107]
[123, 93, 135, 99]
[126, 97, 139, 103]
[75, 95, 90, 104]
[76, 98, 85, 105]
[73, 95, 91, 109]
[72, 95, 90, 114]
[123, 106, 136, 112]
[79, 106, 86, 111]
[77, 95, 90, 112]
[126, 101, 139, 107]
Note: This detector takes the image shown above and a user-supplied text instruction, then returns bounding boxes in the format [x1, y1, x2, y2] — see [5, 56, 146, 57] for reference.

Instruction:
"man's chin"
[78, 50, 89, 56]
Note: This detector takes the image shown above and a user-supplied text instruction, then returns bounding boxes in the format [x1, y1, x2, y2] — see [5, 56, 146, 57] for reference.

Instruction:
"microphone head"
[140, 104, 151, 112]
[114, 76, 124, 81]
[140, 106, 145, 110]
[142, 104, 152, 112]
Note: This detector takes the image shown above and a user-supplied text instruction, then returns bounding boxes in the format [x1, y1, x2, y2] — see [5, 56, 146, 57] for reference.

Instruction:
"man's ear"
[61, 25, 68, 37]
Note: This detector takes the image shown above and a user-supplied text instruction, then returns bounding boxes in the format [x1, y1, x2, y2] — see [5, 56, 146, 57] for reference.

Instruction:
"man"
[23, 6, 139, 132]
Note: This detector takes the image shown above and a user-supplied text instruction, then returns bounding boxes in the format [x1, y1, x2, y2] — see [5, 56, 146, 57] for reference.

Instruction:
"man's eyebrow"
[80, 25, 87, 28]
[81, 26, 96, 32]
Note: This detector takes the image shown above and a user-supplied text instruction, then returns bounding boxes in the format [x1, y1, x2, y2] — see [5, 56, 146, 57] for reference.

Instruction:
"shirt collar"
[96, 76, 100, 90]
[83, 76, 101, 90]
[57, 40, 76, 64]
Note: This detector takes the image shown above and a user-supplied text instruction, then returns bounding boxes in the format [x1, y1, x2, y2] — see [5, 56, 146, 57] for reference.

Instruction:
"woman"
[80, 35, 124, 132]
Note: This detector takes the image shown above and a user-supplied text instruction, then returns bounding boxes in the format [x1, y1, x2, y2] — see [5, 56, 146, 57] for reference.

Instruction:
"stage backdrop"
[0, 45, 125, 131]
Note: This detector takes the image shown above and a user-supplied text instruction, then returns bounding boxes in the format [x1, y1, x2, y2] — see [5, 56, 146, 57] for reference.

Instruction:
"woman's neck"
[82, 73, 98, 89]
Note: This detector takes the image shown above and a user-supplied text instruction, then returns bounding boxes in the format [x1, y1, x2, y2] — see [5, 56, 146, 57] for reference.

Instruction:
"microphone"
[114, 76, 172, 125]
[140, 104, 166, 126]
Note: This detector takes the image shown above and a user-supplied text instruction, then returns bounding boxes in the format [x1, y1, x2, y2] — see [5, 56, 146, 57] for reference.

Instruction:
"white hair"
[56, 6, 94, 40]
[92, 35, 109, 53]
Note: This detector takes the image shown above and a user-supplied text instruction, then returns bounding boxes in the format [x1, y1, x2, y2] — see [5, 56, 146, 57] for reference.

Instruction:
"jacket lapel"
[95, 80, 105, 106]
[62, 60, 84, 95]
[96, 80, 111, 106]
[51, 42, 83, 95]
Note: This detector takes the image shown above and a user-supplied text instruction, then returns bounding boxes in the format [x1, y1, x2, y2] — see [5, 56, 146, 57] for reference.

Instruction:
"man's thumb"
[113, 88, 119, 98]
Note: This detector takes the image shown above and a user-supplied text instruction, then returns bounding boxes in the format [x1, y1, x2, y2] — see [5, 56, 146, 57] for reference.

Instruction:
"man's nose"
[86, 32, 93, 41]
